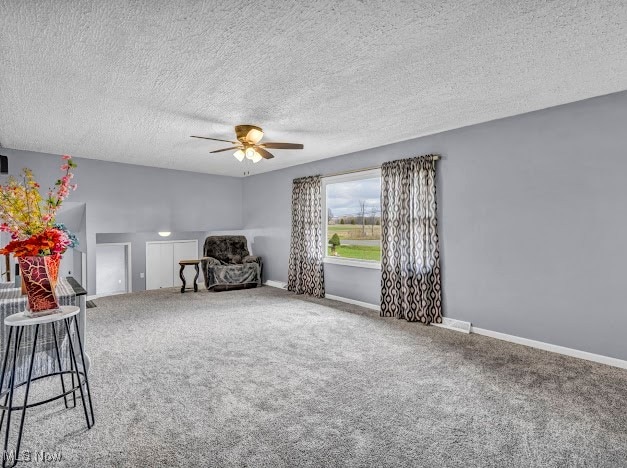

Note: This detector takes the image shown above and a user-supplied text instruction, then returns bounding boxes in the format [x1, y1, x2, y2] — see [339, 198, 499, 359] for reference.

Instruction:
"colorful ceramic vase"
[17, 255, 59, 313]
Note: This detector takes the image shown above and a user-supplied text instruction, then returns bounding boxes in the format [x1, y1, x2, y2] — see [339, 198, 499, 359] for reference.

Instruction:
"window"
[322, 169, 381, 268]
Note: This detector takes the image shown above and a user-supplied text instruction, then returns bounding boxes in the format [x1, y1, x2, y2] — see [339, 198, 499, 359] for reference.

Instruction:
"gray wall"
[242, 91, 627, 361]
[0, 150, 243, 295]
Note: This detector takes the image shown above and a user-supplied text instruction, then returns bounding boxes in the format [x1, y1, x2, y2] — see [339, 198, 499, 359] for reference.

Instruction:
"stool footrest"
[0, 370, 87, 410]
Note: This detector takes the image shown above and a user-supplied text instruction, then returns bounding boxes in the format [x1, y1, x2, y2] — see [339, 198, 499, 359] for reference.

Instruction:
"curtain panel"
[380, 156, 442, 324]
[287, 175, 325, 297]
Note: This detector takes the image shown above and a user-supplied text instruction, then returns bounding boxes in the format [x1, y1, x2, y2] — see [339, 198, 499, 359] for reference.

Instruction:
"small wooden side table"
[179, 260, 200, 293]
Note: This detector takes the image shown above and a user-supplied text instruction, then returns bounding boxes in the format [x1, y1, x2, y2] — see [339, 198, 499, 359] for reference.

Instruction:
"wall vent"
[433, 317, 471, 334]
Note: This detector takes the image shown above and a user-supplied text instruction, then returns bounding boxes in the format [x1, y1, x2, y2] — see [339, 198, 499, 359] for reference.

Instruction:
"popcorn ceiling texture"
[0, 0, 626, 177]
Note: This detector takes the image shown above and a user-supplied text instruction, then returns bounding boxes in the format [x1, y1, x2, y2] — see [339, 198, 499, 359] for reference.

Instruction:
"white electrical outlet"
[139, 272, 145, 278]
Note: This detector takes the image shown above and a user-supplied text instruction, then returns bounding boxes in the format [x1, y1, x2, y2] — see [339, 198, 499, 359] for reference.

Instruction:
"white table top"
[4, 306, 80, 327]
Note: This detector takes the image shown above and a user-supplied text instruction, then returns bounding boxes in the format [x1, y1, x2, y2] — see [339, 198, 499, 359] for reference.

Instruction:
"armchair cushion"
[227, 254, 242, 264]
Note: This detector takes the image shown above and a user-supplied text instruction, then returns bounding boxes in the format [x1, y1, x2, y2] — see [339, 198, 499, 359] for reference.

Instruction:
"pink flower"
[71, 184, 78, 190]
[60, 165, 70, 171]
[61, 155, 72, 160]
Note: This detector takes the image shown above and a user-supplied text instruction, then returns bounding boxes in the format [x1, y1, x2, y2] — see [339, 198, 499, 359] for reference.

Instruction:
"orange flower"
[0, 228, 67, 257]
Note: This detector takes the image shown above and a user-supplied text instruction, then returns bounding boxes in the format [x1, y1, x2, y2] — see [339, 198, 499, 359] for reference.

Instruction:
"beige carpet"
[7, 286, 627, 467]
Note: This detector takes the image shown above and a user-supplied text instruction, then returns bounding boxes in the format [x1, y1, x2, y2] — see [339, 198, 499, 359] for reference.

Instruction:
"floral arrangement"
[0, 155, 78, 257]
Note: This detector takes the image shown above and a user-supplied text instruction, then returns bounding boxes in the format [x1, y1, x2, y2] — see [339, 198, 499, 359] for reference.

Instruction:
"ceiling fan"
[191, 125, 303, 163]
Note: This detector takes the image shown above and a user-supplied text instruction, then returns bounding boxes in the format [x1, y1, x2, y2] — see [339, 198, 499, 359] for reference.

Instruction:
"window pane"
[326, 176, 381, 262]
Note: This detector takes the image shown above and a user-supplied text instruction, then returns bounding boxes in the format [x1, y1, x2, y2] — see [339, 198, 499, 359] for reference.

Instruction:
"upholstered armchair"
[201, 236, 262, 291]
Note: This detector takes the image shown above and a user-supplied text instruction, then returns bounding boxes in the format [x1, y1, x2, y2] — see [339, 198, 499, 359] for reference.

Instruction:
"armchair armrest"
[243, 255, 262, 285]
[201, 256, 222, 267]
[242, 255, 261, 265]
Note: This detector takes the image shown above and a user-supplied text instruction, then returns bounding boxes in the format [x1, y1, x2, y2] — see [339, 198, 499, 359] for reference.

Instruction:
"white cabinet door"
[173, 241, 198, 287]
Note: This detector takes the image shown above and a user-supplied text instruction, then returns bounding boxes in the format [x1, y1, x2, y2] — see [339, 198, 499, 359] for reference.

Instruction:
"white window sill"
[323, 257, 381, 270]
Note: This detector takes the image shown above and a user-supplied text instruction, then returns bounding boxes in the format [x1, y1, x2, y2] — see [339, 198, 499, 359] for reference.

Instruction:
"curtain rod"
[322, 154, 441, 178]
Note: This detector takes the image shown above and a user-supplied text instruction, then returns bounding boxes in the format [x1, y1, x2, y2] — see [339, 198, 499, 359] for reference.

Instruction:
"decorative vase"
[45, 253, 62, 289]
[17, 255, 59, 313]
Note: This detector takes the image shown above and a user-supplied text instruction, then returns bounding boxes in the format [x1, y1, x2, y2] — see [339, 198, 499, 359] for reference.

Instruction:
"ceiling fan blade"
[209, 146, 242, 153]
[191, 135, 239, 144]
[255, 147, 275, 159]
[260, 142, 304, 150]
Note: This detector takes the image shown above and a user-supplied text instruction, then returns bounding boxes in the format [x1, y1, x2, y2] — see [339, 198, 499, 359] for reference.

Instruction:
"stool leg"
[64, 319, 93, 429]
[69, 346, 76, 408]
[179, 264, 186, 293]
[51, 323, 70, 409]
[70, 316, 94, 426]
[0, 328, 13, 434]
[12, 325, 39, 463]
[193, 264, 199, 292]
[2, 327, 24, 468]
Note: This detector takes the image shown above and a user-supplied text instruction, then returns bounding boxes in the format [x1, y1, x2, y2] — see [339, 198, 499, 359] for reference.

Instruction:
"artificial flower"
[0, 156, 78, 257]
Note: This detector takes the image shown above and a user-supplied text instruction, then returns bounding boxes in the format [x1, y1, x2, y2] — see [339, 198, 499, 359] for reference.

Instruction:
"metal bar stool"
[0, 306, 94, 467]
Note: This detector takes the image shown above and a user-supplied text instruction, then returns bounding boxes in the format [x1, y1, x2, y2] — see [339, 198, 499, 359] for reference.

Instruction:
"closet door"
[159, 243, 174, 288]
[146, 243, 162, 290]
[146, 240, 199, 290]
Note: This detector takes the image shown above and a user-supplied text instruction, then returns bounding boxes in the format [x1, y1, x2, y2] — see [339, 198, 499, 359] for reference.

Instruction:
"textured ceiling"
[0, 1, 626, 177]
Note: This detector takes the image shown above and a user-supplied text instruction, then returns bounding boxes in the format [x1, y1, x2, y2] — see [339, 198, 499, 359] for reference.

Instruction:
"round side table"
[0, 306, 94, 467]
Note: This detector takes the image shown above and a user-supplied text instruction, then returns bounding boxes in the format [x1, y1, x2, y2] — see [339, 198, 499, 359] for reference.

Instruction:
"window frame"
[321, 168, 382, 270]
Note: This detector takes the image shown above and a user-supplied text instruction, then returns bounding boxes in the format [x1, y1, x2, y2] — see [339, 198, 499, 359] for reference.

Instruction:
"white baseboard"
[471, 326, 627, 370]
[86, 291, 127, 300]
[263, 279, 627, 370]
[324, 294, 379, 311]
[264, 280, 287, 289]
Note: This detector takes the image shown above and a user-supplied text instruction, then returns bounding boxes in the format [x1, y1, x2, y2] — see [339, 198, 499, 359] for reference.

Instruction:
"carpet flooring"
[8, 286, 627, 467]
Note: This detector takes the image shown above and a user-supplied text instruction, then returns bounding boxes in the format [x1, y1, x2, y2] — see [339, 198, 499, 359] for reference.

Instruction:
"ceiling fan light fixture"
[251, 151, 263, 163]
[233, 149, 245, 161]
[246, 128, 264, 144]
[245, 147, 256, 160]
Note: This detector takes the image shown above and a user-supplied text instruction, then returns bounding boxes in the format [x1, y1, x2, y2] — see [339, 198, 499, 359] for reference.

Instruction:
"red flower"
[0, 228, 70, 257]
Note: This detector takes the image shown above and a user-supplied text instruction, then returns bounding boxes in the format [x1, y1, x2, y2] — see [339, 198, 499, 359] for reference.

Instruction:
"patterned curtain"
[287, 175, 325, 297]
[380, 155, 442, 324]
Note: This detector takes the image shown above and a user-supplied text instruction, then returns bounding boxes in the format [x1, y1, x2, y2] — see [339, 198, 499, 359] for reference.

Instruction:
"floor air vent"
[433, 317, 472, 334]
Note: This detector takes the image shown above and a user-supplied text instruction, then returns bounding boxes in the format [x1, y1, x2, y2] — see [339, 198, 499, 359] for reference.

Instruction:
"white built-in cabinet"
[146, 240, 198, 290]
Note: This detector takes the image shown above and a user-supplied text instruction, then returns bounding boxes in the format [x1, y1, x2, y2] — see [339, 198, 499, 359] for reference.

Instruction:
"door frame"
[145, 240, 199, 290]
[96, 242, 132, 295]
